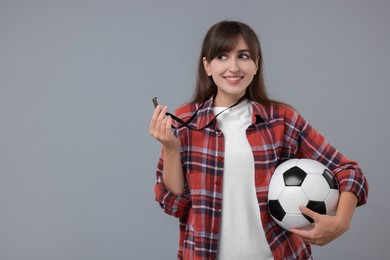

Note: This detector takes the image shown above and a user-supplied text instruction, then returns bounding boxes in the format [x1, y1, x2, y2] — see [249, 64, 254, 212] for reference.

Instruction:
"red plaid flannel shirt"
[154, 96, 368, 260]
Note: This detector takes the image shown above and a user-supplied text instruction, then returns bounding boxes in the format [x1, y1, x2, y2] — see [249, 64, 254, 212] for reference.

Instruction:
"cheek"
[211, 75, 223, 84]
[209, 62, 228, 75]
[248, 68, 258, 77]
[210, 68, 224, 78]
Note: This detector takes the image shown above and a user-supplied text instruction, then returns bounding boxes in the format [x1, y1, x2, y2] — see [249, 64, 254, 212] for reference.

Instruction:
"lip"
[223, 75, 244, 84]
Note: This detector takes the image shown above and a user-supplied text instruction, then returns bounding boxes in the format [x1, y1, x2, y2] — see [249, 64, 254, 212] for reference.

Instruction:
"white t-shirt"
[214, 100, 273, 260]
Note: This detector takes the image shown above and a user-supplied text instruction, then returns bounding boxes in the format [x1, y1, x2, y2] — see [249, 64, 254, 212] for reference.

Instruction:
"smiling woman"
[149, 20, 368, 260]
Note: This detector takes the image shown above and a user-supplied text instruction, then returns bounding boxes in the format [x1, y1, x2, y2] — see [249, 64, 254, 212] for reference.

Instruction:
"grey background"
[0, 0, 388, 259]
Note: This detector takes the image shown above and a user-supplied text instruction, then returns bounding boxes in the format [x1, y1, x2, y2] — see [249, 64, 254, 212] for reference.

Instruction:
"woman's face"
[203, 36, 258, 107]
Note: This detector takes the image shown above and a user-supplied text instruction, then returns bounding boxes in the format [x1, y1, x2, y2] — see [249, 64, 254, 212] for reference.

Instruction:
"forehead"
[215, 35, 249, 54]
[231, 36, 249, 51]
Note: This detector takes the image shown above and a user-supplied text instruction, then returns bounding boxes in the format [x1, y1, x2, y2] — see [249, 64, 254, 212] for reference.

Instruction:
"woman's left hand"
[289, 206, 350, 246]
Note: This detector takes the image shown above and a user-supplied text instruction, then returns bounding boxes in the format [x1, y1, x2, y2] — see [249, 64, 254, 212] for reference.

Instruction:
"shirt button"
[216, 130, 222, 136]
[217, 156, 223, 161]
[215, 181, 221, 186]
[214, 205, 220, 211]
[212, 227, 218, 233]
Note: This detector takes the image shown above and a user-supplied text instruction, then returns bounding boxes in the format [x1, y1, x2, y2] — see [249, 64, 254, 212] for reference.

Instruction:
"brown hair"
[192, 20, 284, 106]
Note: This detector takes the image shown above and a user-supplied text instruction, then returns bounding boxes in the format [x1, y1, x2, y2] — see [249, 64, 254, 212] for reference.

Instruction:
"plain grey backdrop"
[0, 0, 388, 259]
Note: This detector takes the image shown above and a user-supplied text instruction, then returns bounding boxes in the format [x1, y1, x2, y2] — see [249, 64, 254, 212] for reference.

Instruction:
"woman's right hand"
[150, 105, 185, 196]
[149, 105, 180, 150]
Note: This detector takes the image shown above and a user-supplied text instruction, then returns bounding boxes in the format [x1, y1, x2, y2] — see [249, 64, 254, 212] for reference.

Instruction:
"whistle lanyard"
[166, 95, 248, 131]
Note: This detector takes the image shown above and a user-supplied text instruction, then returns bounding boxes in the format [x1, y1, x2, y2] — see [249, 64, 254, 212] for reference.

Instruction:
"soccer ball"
[268, 158, 340, 230]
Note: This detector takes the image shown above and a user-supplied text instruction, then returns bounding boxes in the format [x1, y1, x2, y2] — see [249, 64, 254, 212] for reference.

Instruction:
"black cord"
[166, 94, 248, 131]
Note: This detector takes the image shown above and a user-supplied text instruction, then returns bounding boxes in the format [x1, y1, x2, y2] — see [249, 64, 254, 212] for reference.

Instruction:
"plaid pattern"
[154, 96, 368, 260]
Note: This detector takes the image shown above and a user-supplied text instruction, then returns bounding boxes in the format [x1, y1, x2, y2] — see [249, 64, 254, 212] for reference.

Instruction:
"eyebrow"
[238, 49, 251, 53]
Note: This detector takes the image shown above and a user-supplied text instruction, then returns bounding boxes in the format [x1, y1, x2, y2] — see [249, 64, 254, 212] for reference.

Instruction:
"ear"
[202, 57, 212, 76]
[254, 56, 260, 75]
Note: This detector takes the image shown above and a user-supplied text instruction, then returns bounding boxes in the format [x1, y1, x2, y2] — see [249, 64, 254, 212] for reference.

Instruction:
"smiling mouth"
[224, 76, 244, 84]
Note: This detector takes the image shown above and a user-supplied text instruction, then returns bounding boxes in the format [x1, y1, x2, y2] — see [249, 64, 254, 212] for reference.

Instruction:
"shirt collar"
[193, 95, 269, 130]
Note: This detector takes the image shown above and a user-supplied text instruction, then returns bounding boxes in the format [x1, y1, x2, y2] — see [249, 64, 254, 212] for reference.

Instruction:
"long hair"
[192, 20, 284, 106]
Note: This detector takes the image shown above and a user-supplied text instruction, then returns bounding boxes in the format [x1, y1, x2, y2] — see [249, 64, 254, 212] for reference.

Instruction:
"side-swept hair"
[192, 20, 285, 106]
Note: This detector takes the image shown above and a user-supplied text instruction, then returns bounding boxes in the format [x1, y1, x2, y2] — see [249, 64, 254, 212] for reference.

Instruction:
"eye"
[216, 54, 227, 60]
[238, 53, 251, 60]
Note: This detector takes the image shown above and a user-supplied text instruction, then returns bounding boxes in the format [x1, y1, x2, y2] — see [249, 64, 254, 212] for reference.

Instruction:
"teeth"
[225, 77, 241, 81]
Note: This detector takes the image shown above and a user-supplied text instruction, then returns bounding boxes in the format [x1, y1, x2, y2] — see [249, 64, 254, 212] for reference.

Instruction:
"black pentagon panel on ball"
[322, 169, 339, 189]
[304, 201, 327, 223]
[269, 200, 286, 222]
[283, 166, 307, 186]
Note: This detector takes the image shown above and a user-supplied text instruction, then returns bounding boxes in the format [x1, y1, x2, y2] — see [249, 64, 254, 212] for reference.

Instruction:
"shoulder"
[261, 103, 300, 122]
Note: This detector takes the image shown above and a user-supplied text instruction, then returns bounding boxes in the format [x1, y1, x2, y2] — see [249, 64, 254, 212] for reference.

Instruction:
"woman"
[150, 20, 368, 260]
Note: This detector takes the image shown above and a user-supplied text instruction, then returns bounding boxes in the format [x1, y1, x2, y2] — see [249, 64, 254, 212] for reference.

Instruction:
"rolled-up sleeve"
[154, 152, 191, 218]
[284, 108, 368, 206]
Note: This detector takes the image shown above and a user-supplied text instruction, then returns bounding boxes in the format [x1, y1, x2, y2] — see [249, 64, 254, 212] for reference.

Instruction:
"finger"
[160, 116, 172, 141]
[155, 106, 167, 132]
[290, 228, 310, 237]
[290, 227, 315, 244]
[299, 206, 319, 222]
[164, 116, 173, 135]
[149, 105, 163, 134]
[157, 106, 167, 121]
[159, 114, 170, 139]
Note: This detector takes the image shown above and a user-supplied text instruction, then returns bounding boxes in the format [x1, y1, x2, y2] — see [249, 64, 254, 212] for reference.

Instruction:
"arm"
[150, 105, 185, 195]
[162, 146, 185, 196]
[282, 108, 368, 244]
[282, 108, 368, 206]
[150, 105, 190, 218]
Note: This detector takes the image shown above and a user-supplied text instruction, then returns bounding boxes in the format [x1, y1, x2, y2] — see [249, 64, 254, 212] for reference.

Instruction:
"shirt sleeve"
[283, 108, 368, 206]
[154, 149, 191, 218]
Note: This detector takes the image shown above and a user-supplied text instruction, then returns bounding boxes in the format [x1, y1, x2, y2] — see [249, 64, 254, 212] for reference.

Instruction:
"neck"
[214, 93, 247, 108]
[214, 93, 247, 107]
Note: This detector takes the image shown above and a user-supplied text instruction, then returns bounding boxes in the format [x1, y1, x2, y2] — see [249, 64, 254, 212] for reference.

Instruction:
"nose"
[228, 58, 240, 73]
